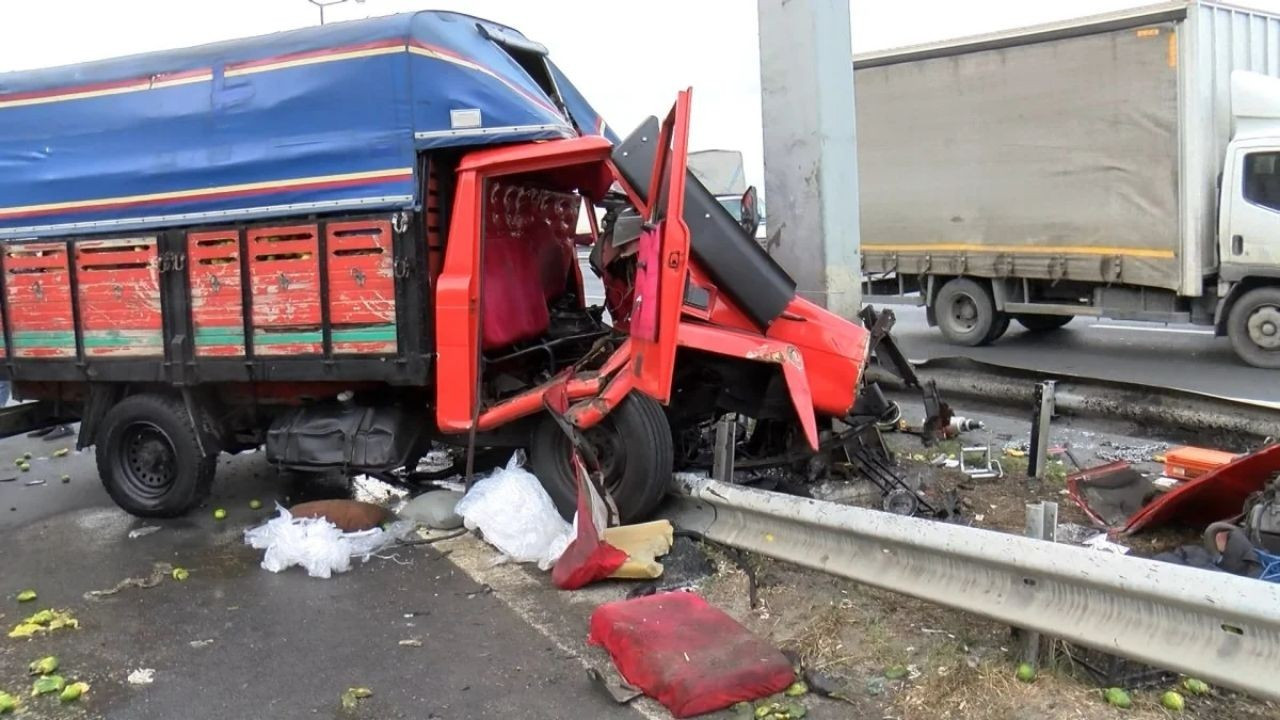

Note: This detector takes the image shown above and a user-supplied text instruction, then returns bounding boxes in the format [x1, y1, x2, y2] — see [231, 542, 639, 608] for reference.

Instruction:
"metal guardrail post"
[666, 476, 1280, 700]
[1020, 501, 1058, 666]
[712, 415, 737, 483]
[1028, 381, 1056, 479]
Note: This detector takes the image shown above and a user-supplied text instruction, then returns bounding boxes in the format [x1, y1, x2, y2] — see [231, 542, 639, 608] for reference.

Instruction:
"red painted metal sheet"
[4, 241, 75, 358]
[1119, 444, 1280, 536]
[326, 220, 396, 354]
[248, 224, 322, 355]
[188, 230, 245, 356]
[75, 237, 163, 357]
[631, 90, 693, 404]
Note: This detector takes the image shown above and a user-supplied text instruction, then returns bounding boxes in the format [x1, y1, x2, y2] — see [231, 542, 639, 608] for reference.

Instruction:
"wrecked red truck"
[0, 12, 882, 521]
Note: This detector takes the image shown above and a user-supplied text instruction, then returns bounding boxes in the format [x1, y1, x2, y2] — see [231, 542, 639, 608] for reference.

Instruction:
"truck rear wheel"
[934, 278, 997, 346]
[1014, 314, 1073, 332]
[97, 394, 216, 518]
[530, 392, 673, 524]
[1228, 286, 1280, 369]
[984, 314, 1011, 344]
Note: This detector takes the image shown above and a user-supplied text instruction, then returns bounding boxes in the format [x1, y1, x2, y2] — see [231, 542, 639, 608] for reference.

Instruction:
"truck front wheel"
[934, 278, 998, 346]
[1228, 286, 1280, 369]
[97, 394, 216, 518]
[530, 392, 673, 524]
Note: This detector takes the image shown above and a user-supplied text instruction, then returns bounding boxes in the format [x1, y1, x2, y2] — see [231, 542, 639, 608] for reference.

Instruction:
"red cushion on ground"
[588, 591, 795, 717]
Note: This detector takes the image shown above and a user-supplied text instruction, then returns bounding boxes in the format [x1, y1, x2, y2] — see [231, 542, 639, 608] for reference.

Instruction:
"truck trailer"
[0, 13, 880, 521]
[858, 0, 1280, 368]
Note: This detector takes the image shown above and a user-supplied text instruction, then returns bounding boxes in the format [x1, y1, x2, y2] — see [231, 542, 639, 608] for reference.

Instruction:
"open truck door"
[629, 90, 693, 404]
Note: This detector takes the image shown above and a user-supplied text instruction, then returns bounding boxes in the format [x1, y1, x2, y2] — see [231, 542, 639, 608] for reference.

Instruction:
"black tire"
[529, 392, 673, 524]
[96, 394, 216, 518]
[934, 278, 997, 346]
[1227, 286, 1280, 369]
[1014, 314, 1073, 332]
[984, 313, 1011, 344]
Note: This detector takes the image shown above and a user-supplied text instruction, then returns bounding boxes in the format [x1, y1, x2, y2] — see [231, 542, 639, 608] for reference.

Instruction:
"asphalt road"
[0, 430, 642, 720]
[883, 306, 1280, 404]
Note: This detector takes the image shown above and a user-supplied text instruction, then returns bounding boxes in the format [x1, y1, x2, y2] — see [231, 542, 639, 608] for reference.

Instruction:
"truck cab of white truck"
[857, 3, 1280, 369]
[1216, 71, 1280, 366]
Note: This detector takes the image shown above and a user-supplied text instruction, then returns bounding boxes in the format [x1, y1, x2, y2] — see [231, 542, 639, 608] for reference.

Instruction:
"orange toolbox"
[1164, 446, 1240, 481]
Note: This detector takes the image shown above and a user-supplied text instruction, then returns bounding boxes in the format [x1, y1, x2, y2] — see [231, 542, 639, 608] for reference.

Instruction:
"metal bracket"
[1102, 254, 1124, 283]
[995, 253, 1014, 278]
[858, 305, 918, 389]
[392, 211, 410, 234]
[960, 445, 1004, 479]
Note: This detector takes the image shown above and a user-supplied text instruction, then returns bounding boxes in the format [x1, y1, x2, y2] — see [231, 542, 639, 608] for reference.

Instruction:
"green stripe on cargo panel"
[253, 329, 323, 354]
[331, 324, 397, 343]
[10, 330, 76, 357]
[83, 329, 163, 356]
[194, 326, 246, 356]
[332, 324, 397, 355]
[195, 326, 246, 345]
[10, 330, 76, 348]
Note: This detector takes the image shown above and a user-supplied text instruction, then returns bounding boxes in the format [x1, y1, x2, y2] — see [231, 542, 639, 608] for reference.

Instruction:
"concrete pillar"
[758, 0, 862, 317]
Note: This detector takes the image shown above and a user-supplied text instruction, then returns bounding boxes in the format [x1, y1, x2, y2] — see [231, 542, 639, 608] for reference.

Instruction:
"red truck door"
[629, 90, 692, 404]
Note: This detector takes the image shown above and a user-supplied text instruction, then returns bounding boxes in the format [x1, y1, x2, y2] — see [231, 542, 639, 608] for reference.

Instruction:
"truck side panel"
[247, 225, 324, 356]
[857, 22, 1182, 291]
[5, 242, 76, 358]
[188, 230, 246, 357]
[75, 237, 163, 357]
[325, 220, 398, 355]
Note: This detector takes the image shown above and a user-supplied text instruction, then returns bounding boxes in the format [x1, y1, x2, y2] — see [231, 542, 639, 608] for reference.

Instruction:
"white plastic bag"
[243, 506, 411, 579]
[454, 453, 573, 569]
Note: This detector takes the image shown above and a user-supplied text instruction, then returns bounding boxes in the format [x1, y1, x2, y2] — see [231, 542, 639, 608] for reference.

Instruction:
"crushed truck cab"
[0, 12, 871, 521]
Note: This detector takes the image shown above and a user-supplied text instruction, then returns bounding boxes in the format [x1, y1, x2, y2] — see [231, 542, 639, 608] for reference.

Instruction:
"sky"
[3, 0, 1280, 189]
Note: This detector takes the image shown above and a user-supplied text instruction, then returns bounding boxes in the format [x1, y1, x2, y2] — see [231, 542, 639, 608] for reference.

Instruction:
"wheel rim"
[949, 293, 980, 333]
[113, 421, 178, 499]
[1247, 304, 1280, 350]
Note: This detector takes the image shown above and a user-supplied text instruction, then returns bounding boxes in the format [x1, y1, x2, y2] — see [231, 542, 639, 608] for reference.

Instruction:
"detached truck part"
[0, 13, 873, 521]
[858, 1, 1280, 368]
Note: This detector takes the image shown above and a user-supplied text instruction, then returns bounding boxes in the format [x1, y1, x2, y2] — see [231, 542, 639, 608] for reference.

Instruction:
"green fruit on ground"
[15, 589, 36, 603]
[249, 499, 263, 510]
[213, 508, 227, 520]
[1103, 687, 1132, 708]
[784, 681, 808, 697]
[28, 656, 58, 676]
[58, 682, 88, 703]
[30, 675, 64, 696]
[1162, 691, 1185, 711]
[1015, 663, 1036, 683]
[171, 567, 190, 582]
[0, 691, 16, 713]
[1182, 677, 1210, 695]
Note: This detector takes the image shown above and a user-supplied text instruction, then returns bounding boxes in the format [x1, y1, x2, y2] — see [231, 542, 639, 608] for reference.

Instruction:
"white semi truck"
[858, 1, 1280, 367]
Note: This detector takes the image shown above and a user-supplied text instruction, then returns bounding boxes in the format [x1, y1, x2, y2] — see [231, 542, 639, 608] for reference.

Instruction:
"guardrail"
[865, 356, 1280, 442]
[667, 474, 1280, 700]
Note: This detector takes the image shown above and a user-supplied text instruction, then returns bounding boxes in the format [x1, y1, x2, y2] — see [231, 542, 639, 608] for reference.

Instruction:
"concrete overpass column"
[757, 0, 862, 317]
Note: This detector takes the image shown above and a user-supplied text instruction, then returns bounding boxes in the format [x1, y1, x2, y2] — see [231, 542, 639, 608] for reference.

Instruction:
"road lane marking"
[1089, 324, 1215, 336]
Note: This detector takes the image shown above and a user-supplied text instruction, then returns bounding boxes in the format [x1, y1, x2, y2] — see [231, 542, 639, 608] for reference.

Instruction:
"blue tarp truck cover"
[0, 12, 611, 239]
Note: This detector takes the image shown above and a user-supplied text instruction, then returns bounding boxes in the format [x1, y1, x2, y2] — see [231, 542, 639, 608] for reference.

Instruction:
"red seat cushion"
[481, 231, 551, 349]
[588, 592, 795, 717]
